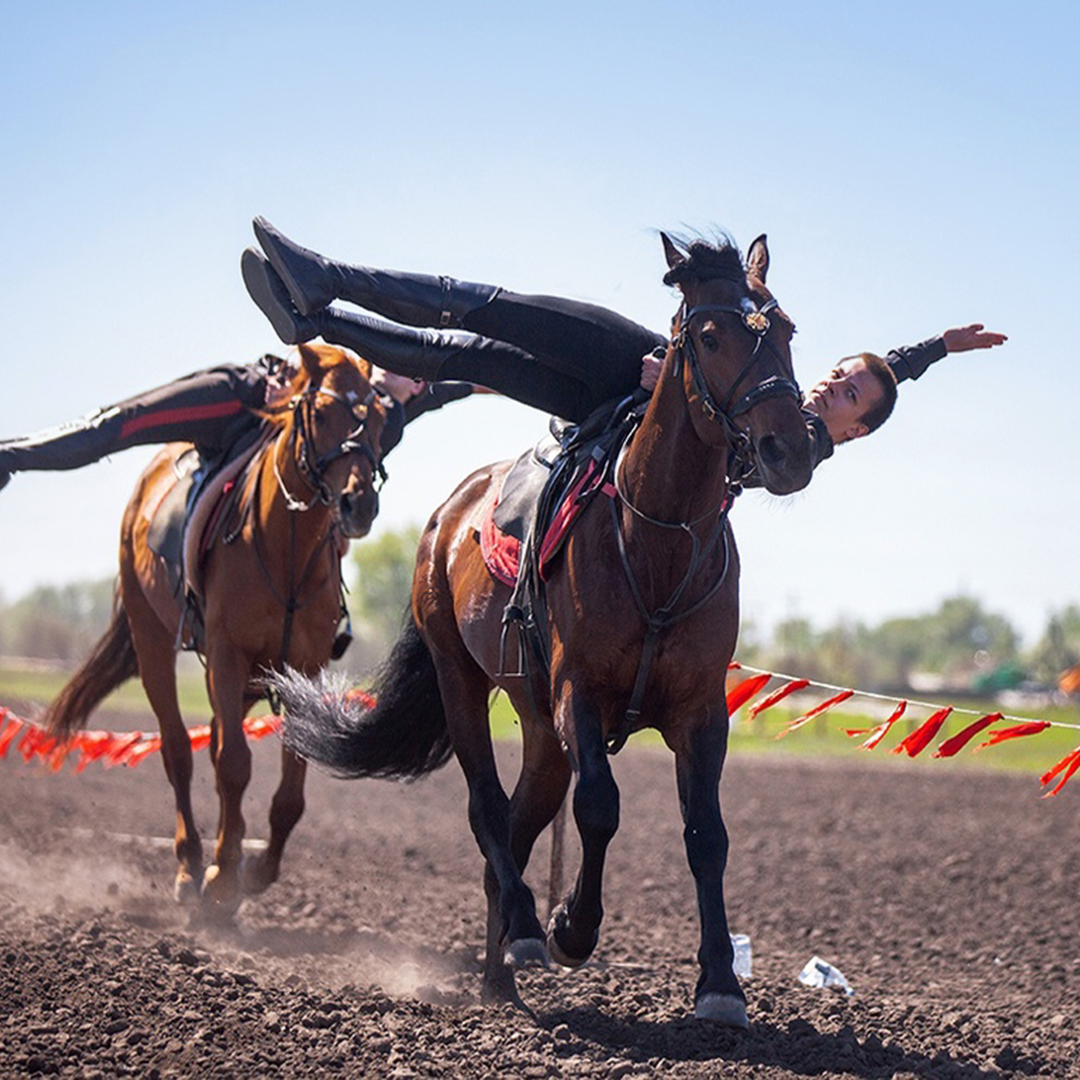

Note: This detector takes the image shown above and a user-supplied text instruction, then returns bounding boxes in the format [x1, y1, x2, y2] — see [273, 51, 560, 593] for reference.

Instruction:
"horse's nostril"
[756, 434, 786, 469]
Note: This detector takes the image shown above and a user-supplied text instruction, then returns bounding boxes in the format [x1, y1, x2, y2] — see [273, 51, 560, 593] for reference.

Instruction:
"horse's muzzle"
[753, 432, 813, 495]
[338, 489, 379, 539]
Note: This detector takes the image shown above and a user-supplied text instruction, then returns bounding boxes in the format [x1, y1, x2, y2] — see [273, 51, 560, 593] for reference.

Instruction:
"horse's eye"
[700, 332, 719, 352]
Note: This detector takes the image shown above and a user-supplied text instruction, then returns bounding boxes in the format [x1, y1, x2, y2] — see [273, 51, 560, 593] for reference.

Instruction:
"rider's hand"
[640, 350, 663, 392]
[942, 324, 1008, 353]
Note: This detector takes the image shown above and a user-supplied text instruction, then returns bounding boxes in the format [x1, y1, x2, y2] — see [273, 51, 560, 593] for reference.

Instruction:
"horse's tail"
[44, 591, 140, 739]
[269, 617, 452, 781]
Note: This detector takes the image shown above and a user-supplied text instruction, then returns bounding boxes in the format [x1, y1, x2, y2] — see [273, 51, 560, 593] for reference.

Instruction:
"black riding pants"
[446, 291, 665, 421]
[0, 364, 268, 473]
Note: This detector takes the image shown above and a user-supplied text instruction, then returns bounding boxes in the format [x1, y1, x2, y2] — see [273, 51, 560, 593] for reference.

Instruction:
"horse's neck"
[618, 363, 730, 525]
[253, 424, 336, 559]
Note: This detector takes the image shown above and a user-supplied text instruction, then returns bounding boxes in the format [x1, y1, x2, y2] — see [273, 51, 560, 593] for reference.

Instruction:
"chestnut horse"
[45, 343, 387, 912]
[274, 234, 811, 1024]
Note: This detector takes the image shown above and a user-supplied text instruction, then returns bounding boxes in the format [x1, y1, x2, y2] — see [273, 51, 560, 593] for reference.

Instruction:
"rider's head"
[803, 353, 897, 444]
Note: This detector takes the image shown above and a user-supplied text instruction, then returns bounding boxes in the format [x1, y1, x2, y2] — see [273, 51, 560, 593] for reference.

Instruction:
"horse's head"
[662, 232, 813, 496]
[291, 342, 388, 538]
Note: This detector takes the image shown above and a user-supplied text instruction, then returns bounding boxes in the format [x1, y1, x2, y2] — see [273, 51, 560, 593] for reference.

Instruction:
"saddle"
[482, 392, 647, 689]
[144, 427, 271, 649]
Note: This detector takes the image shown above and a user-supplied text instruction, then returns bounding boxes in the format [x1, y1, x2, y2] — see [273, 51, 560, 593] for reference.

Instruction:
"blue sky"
[1, 1, 1076, 645]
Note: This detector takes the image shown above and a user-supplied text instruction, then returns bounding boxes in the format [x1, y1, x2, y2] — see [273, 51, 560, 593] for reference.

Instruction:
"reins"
[604, 285, 798, 753]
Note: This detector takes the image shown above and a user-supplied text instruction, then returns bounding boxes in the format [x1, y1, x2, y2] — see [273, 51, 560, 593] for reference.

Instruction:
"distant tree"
[1027, 605, 1080, 684]
[345, 525, 422, 674]
[0, 578, 116, 662]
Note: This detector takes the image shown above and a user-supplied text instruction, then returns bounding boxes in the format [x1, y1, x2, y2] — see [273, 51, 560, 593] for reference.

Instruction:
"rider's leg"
[0, 365, 266, 490]
[245, 246, 596, 419]
[252, 217, 665, 402]
[254, 217, 500, 324]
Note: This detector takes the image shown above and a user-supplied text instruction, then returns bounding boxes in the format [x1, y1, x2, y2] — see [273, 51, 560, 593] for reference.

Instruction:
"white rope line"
[734, 662, 1080, 733]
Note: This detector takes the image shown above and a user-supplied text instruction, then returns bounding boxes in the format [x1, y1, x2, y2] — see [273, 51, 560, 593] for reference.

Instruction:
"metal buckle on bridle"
[743, 309, 771, 334]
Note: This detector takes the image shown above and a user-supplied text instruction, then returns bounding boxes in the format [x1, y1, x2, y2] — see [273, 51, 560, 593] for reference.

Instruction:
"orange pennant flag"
[845, 699, 908, 749]
[974, 721, 1051, 752]
[1040, 746, 1080, 797]
[932, 713, 1002, 758]
[748, 678, 810, 719]
[776, 689, 855, 739]
[892, 706, 954, 758]
[725, 673, 773, 714]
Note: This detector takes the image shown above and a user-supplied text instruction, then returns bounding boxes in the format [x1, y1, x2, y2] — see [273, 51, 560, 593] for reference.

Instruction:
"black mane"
[661, 230, 745, 287]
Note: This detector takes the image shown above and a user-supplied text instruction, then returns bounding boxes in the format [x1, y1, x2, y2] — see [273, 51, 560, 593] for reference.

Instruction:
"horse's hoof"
[546, 903, 596, 969]
[200, 864, 242, 915]
[239, 853, 276, 896]
[694, 992, 749, 1028]
[503, 937, 550, 970]
[173, 870, 202, 906]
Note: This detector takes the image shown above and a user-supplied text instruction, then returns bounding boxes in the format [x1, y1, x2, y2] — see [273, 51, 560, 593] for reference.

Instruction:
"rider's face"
[803, 357, 884, 444]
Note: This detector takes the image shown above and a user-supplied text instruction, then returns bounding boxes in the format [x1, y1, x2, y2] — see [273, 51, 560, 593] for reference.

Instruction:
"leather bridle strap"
[674, 298, 801, 430]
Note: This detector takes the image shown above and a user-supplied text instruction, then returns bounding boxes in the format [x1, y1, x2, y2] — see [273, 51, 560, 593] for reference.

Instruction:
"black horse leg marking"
[547, 701, 620, 967]
[675, 707, 747, 1026]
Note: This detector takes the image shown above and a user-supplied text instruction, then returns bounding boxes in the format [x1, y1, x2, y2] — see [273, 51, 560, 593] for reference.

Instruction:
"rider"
[241, 217, 1007, 467]
[0, 355, 474, 493]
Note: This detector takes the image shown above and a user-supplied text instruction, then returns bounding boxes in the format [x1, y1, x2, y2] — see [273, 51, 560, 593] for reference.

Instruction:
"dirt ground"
[2, 705, 1079, 1079]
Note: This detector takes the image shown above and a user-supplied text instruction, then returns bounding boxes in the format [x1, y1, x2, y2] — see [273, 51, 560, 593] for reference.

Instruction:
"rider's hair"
[850, 352, 898, 433]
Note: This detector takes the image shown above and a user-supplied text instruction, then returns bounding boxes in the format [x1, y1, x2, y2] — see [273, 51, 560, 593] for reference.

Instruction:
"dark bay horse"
[274, 235, 811, 1023]
[45, 343, 387, 912]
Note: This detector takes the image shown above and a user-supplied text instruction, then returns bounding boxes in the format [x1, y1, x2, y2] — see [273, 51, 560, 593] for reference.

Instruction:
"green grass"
[4, 659, 1077, 782]
[0, 656, 212, 723]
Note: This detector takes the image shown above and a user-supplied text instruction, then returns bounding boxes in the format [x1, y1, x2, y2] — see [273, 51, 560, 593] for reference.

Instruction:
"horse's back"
[120, 443, 191, 637]
[414, 459, 514, 678]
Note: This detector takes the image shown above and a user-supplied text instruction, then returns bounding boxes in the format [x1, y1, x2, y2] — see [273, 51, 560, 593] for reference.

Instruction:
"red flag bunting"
[932, 713, 1002, 758]
[1040, 746, 1080, 797]
[776, 689, 855, 739]
[725, 673, 773, 714]
[974, 721, 1051, 751]
[748, 678, 810, 719]
[845, 700, 908, 750]
[0, 716, 25, 756]
[892, 706, 954, 758]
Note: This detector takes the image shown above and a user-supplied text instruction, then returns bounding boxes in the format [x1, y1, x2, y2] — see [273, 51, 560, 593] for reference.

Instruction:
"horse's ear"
[746, 234, 769, 283]
[661, 232, 686, 275]
[353, 354, 373, 382]
[297, 342, 324, 380]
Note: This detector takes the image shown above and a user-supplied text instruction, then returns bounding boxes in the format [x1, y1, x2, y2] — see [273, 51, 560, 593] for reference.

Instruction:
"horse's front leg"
[200, 649, 253, 915]
[242, 744, 307, 895]
[673, 704, 747, 1027]
[547, 687, 620, 969]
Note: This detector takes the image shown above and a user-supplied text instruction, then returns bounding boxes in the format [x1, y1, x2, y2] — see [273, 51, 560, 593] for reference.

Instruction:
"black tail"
[268, 618, 452, 780]
[44, 589, 139, 738]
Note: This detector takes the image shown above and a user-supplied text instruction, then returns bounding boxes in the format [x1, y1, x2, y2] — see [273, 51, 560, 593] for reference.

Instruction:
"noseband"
[671, 293, 801, 461]
[283, 385, 387, 511]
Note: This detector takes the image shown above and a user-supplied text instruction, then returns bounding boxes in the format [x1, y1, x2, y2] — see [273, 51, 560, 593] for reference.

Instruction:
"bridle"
[670, 286, 801, 479]
[276, 384, 387, 512]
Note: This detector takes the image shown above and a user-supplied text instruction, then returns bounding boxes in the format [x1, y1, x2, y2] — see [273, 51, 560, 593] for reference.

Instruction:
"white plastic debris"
[730, 933, 752, 978]
[798, 955, 854, 996]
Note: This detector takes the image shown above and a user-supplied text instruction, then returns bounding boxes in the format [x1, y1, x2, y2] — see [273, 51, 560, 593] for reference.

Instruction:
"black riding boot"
[253, 216, 500, 325]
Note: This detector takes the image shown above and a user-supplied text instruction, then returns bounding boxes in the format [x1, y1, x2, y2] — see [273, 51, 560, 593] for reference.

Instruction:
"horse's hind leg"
[121, 578, 204, 901]
[428, 645, 547, 999]
[242, 745, 307, 895]
[480, 705, 571, 1002]
[673, 706, 747, 1028]
[545, 688, 620, 969]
